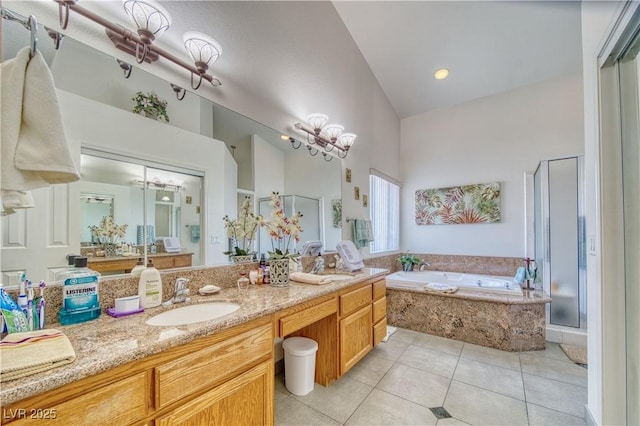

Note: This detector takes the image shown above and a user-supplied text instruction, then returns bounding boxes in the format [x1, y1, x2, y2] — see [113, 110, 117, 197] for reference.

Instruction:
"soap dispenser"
[138, 259, 162, 308]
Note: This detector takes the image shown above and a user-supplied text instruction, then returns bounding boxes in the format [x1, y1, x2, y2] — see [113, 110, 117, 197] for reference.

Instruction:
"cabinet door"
[340, 304, 373, 375]
[156, 361, 273, 426]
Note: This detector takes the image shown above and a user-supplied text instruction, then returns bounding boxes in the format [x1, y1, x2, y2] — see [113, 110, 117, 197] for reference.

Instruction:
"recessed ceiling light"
[281, 134, 289, 140]
[434, 68, 449, 80]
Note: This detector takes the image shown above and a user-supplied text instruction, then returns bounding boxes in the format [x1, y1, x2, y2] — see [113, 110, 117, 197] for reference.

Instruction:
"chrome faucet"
[172, 277, 190, 303]
[419, 261, 431, 271]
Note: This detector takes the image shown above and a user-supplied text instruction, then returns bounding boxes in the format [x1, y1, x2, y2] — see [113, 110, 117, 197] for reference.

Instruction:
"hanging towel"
[0, 329, 76, 382]
[190, 224, 200, 243]
[1, 47, 79, 200]
[0, 190, 35, 216]
[352, 219, 374, 249]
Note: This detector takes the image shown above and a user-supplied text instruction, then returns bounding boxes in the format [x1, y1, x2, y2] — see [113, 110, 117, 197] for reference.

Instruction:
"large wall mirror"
[1, 9, 341, 284]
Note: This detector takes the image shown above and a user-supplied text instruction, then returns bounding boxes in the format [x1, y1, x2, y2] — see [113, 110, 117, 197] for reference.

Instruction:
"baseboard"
[546, 325, 588, 346]
[584, 404, 597, 426]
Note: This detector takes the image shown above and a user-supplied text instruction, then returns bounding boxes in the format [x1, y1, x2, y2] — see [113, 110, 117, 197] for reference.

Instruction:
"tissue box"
[114, 296, 140, 313]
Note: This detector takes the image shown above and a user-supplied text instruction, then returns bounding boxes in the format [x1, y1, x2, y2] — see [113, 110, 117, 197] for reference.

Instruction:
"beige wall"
[400, 73, 584, 257]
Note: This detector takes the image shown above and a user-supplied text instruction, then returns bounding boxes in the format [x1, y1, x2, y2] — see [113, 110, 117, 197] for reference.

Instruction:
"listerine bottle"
[58, 256, 101, 325]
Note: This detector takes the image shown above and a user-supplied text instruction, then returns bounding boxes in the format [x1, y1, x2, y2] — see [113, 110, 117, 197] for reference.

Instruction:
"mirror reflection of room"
[78, 153, 203, 275]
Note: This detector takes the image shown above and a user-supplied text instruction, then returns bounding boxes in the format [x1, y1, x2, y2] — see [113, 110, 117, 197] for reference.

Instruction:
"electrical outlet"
[588, 235, 597, 256]
[211, 235, 221, 244]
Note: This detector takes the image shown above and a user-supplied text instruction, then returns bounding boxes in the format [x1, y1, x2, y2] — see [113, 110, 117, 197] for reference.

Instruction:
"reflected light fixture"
[55, 0, 222, 89]
[293, 113, 357, 159]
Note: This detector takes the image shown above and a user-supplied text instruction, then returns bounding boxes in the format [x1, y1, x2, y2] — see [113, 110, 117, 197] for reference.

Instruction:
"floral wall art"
[415, 182, 501, 225]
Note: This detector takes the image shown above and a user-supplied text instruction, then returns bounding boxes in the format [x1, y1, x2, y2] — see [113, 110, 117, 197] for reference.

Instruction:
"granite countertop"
[0, 268, 388, 405]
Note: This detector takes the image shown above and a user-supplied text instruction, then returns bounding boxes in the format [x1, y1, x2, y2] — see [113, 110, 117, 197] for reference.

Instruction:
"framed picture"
[332, 200, 342, 228]
[354, 186, 360, 200]
[185, 195, 192, 205]
[345, 168, 352, 183]
[363, 194, 368, 207]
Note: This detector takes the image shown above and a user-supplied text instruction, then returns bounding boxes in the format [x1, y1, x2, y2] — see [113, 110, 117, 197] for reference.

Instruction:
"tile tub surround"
[0, 268, 388, 405]
[386, 287, 550, 351]
[366, 253, 523, 277]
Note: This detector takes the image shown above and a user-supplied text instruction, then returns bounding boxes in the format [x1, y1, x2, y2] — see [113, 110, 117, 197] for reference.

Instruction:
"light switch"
[211, 235, 221, 244]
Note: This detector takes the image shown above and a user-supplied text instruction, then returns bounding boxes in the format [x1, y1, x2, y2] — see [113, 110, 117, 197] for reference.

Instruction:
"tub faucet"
[172, 278, 190, 303]
[419, 261, 431, 271]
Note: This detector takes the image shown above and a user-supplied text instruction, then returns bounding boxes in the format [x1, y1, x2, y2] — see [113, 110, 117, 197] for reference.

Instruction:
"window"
[369, 170, 400, 253]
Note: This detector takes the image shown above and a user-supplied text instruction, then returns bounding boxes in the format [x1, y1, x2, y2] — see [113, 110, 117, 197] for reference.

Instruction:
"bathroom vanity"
[0, 269, 388, 425]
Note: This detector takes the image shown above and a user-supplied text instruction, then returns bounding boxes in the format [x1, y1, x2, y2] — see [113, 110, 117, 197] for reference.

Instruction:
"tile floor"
[275, 327, 587, 426]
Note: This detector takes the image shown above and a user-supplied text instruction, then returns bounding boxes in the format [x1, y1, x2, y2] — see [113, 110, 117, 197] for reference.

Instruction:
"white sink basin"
[146, 302, 240, 326]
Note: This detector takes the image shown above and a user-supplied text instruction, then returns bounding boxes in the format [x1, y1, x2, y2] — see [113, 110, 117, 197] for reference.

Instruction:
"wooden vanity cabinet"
[372, 278, 387, 346]
[339, 280, 375, 375]
[3, 317, 274, 426]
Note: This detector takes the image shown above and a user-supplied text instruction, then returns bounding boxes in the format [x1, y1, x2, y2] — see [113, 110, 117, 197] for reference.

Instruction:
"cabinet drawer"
[280, 298, 337, 336]
[10, 372, 150, 426]
[155, 323, 272, 408]
[173, 255, 192, 268]
[340, 285, 372, 316]
[152, 257, 175, 269]
[373, 317, 387, 346]
[372, 296, 386, 324]
[372, 279, 386, 300]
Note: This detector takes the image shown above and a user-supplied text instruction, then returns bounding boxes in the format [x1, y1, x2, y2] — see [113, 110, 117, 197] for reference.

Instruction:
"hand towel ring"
[28, 15, 38, 58]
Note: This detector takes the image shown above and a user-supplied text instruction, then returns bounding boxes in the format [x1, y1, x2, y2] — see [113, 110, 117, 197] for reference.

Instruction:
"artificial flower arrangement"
[223, 196, 261, 256]
[259, 191, 304, 259]
[88, 216, 128, 245]
[132, 91, 169, 123]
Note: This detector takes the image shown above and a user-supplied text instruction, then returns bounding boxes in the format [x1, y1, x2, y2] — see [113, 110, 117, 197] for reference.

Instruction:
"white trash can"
[283, 336, 318, 396]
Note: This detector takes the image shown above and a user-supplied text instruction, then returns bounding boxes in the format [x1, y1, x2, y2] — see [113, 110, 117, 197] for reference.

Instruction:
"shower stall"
[533, 156, 586, 331]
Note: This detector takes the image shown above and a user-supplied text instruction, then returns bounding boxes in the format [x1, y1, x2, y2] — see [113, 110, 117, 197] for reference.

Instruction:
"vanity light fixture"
[136, 179, 182, 192]
[293, 113, 357, 159]
[55, 0, 222, 89]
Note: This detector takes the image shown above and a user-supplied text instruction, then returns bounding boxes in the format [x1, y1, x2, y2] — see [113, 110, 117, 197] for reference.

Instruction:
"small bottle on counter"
[150, 242, 157, 254]
[237, 272, 250, 296]
[263, 267, 271, 284]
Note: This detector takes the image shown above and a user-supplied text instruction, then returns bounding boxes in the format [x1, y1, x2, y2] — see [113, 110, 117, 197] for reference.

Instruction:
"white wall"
[400, 73, 584, 257]
[581, 2, 629, 424]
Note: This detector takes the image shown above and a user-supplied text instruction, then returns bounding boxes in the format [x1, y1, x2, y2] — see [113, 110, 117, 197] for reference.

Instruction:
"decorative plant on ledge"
[397, 251, 423, 272]
[223, 196, 261, 257]
[132, 91, 169, 123]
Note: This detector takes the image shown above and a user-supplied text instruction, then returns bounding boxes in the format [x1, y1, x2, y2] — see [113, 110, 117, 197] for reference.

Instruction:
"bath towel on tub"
[424, 283, 458, 293]
[0, 329, 76, 382]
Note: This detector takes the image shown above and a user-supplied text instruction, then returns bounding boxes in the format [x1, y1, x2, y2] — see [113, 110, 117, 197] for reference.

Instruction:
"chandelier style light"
[293, 113, 357, 160]
[56, 0, 223, 89]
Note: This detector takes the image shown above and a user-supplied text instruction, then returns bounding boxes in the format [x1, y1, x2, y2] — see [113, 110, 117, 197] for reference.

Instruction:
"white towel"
[1, 47, 79, 196]
[289, 272, 332, 285]
[424, 283, 458, 293]
[0, 190, 35, 216]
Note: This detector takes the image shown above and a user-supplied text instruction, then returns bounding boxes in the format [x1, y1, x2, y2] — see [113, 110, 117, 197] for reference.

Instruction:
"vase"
[402, 263, 414, 272]
[103, 243, 117, 258]
[269, 258, 290, 287]
[232, 255, 254, 264]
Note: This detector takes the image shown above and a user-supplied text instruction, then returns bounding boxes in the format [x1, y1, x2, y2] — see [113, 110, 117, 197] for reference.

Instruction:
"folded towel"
[514, 267, 526, 283]
[191, 224, 200, 242]
[0, 329, 76, 382]
[424, 283, 458, 293]
[289, 272, 332, 285]
[352, 219, 374, 249]
[1, 47, 79, 197]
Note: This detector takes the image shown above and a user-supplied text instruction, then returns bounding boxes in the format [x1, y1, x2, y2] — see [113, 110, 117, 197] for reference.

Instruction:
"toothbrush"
[27, 282, 34, 331]
[37, 281, 46, 330]
[17, 278, 28, 318]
